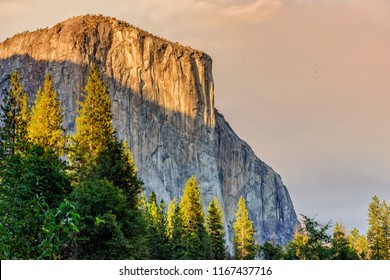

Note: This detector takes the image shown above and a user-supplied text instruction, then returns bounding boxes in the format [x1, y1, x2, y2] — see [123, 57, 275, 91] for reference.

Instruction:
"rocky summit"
[0, 15, 298, 247]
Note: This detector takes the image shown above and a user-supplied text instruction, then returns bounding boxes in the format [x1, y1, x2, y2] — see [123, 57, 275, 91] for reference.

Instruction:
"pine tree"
[330, 222, 359, 260]
[166, 197, 178, 239]
[178, 176, 209, 259]
[233, 196, 256, 260]
[367, 196, 383, 259]
[0, 70, 31, 159]
[284, 226, 309, 260]
[70, 64, 115, 173]
[205, 197, 226, 259]
[17, 91, 31, 148]
[179, 176, 204, 233]
[348, 228, 369, 260]
[138, 192, 148, 211]
[379, 200, 390, 259]
[145, 192, 168, 259]
[28, 73, 65, 154]
[169, 203, 186, 259]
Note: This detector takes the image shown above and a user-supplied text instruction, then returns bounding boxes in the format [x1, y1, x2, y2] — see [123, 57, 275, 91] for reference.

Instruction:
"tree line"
[259, 195, 390, 260]
[0, 66, 388, 260]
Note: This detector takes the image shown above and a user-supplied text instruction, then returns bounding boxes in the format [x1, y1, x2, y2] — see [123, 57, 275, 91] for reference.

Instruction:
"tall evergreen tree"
[169, 203, 186, 259]
[330, 222, 359, 260]
[179, 176, 204, 233]
[145, 192, 168, 259]
[166, 197, 178, 239]
[69, 64, 115, 173]
[205, 197, 226, 259]
[348, 228, 369, 260]
[17, 89, 31, 149]
[367, 196, 383, 259]
[379, 200, 390, 259]
[233, 196, 256, 260]
[284, 226, 309, 260]
[27, 73, 65, 154]
[0, 70, 30, 159]
[178, 176, 209, 259]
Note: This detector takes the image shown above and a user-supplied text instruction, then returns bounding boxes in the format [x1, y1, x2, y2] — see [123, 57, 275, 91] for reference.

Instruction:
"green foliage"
[205, 197, 226, 259]
[0, 69, 31, 159]
[28, 73, 65, 155]
[0, 195, 79, 260]
[367, 196, 390, 259]
[379, 201, 390, 259]
[69, 179, 149, 259]
[178, 176, 210, 259]
[260, 241, 285, 260]
[179, 176, 204, 233]
[1, 145, 71, 209]
[166, 197, 178, 239]
[259, 217, 368, 260]
[92, 140, 143, 209]
[233, 196, 256, 260]
[182, 231, 208, 260]
[143, 192, 169, 259]
[285, 215, 331, 260]
[330, 222, 359, 260]
[69, 179, 129, 259]
[17, 91, 31, 149]
[284, 227, 309, 260]
[0, 146, 77, 259]
[69, 64, 115, 175]
[168, 203, 187, 259]
[37, 200, 80, 260]
[348, 228, 369, 260]
[367, 196, 381, 259]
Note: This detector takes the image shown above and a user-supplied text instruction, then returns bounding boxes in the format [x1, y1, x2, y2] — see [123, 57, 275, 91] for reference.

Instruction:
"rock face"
[0, 15, 298, 247]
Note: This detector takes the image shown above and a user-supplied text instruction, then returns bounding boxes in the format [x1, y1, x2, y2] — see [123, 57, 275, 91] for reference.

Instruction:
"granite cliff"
[0, 15, 298, 246]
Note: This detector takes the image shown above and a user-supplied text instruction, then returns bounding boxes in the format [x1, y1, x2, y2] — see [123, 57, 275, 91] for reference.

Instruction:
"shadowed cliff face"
[0, 15, 298, 246]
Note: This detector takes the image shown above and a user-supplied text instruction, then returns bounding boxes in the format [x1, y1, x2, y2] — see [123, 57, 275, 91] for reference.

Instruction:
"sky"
[1, 0, 390, 235]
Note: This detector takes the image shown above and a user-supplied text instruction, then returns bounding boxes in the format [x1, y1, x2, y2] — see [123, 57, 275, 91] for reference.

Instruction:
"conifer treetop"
[28, 72, 65, 154]
[179, 176, 204, 232]
[70, 64, 115, 167]
[233, 196, 256, 260]
[0, 69, 31, 157]
[206, 196, 226, 259]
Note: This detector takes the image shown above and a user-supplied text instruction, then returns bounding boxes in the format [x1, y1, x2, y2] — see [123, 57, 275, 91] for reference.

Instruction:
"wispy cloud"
[220, 0, 283, 22]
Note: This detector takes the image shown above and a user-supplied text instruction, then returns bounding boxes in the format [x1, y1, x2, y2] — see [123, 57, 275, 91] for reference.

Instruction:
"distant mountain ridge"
[0, 14, 298, 246]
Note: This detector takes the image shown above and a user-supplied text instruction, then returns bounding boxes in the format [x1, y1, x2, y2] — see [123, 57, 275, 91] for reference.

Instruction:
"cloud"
[128, 0, 285, 33]
[220, 0, 283, 22]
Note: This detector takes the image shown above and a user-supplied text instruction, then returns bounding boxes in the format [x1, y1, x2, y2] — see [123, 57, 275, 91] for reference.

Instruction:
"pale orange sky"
[1, 0, 390, 234]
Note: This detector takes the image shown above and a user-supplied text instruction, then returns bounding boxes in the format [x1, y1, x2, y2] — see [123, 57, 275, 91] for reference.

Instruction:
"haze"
[1, 0, 389, 235]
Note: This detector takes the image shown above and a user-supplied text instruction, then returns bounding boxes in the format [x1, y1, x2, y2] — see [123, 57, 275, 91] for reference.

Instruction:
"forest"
[0, 66, 389, 260]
